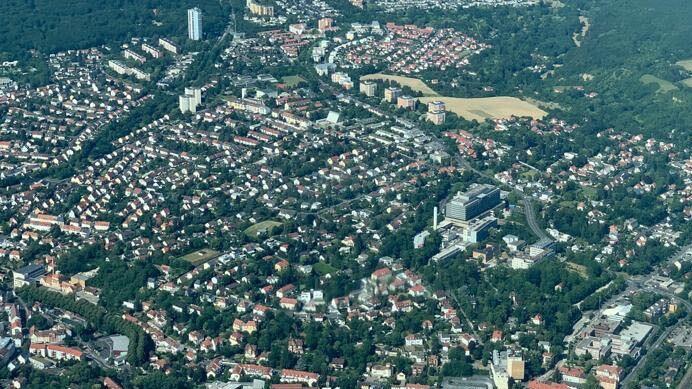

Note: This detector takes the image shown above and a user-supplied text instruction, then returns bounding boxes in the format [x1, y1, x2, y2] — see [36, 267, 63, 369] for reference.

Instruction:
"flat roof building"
[445, 184, 500, 222]
[360, 80, 377, 97]
[13, 263, 46, 289]
[188, 8, 203, 41]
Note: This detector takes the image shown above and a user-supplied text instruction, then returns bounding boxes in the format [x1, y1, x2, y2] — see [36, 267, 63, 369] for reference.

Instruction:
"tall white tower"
[188, 8, 203, 41]
[433, 206, 438, 230]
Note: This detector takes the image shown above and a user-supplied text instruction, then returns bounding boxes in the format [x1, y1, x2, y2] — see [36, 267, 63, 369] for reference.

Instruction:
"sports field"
[418, 96, 546, 121]
[282, 75, 307, 87]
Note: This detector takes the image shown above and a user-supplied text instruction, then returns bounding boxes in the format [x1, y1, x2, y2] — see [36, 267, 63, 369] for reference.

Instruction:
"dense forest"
[0, 0, 233, 59]
[546, 0, 692, 146]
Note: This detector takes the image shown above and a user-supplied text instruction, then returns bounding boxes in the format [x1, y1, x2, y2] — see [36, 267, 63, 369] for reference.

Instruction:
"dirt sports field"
[419, 96, 547, 121]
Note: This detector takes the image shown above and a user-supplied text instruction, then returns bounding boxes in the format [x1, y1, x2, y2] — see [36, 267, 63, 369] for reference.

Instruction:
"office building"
[445, 184, 501, 222]
[350, 0, 365, 8]
[360, 80, 377, 97]
[123, 49, 146, 64]
[397, 95, 417, 110]
[141, 43, 162, 59]
[188, 8, 203, 41]
[427, 110, 446, 125]
[490, 350, 510, 389]
[159, 38, 180, 54]
[179, 87, 202, 113]
[247, 0, 274, 17]
[331, 72, 353, 90]
[130, 68, 151, 81]
[463, 216, 497, 243]
[108, 60, 130, 76]
[428, 100, 446, 112]
[13, 263, 46, 289]
[318, 18, 334, 32]
[384, 87, 402, 102]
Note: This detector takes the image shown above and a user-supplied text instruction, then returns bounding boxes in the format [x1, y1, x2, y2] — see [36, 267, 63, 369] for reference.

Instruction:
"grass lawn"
[282, 75, 307, 87]
[565, 262, 588, 278]
[360, 73, 440, 97]
[675, 59, 692, 72]
[640, 74, 678, 93]
[244, 220, 282, 237]
[580, 186, 599, 201]
[313, 261, 337, 275]
[180, 249, 221, 266]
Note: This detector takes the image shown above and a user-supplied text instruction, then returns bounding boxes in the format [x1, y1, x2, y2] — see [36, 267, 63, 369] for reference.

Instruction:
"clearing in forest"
[640, 74, 678, 93]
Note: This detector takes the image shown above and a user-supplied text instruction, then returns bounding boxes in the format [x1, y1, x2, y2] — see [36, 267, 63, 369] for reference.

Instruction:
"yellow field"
[360, 73, 439, 96]
[419, 96, 547, 121]
[676, 59, 692, 72]
[682, 78, 692, 88]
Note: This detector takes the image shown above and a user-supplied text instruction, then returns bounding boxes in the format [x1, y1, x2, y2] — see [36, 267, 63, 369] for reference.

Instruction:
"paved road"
[678, 360, 692, 389]
[457, 157, 552, 244]
[619, 244, 692, 387]
[450, 290, 483, 343]
[621, 324, 672, 387]
[322, 77, 553, 244]
[522, 197, 551, 244]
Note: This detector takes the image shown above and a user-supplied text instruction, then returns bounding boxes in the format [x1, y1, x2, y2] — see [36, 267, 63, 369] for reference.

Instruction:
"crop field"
[418, 96, 546, 121]
[360, 73, 439, 96]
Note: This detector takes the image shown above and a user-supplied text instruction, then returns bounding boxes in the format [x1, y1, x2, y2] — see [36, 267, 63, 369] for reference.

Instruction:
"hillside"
[0, 0, 231, 59]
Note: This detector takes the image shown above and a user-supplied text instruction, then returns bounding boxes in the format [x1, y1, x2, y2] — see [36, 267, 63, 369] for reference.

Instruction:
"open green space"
[313, 261, 337, 275]
[675, 59, 692, 72]
[244, 220, 282, 237]
[282, 75, 307, 87]
[180, 248, 221, 265]
[639, 74, 678, 93]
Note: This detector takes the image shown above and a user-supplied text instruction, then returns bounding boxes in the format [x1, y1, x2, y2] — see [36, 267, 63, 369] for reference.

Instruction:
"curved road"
[457, 157, 551, 244]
